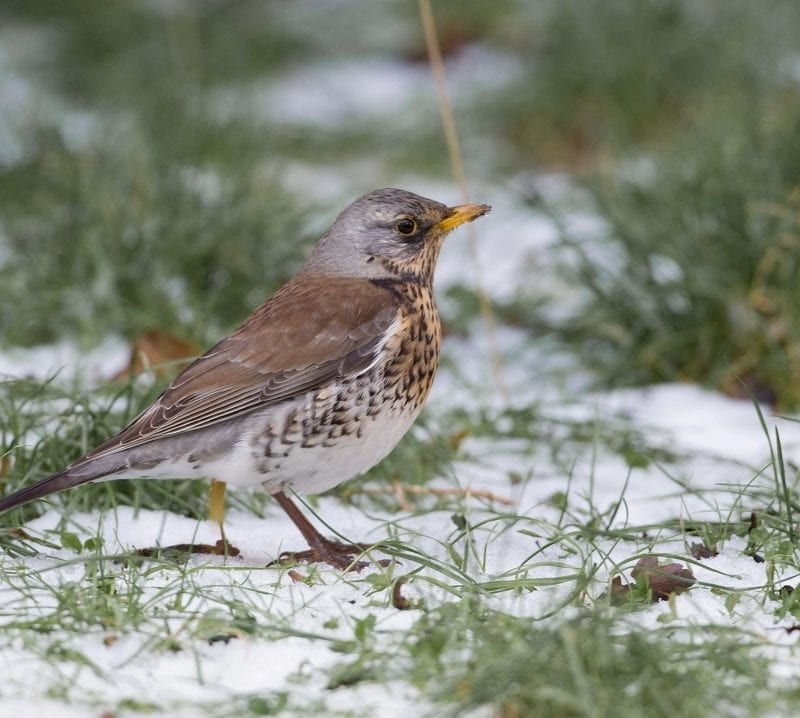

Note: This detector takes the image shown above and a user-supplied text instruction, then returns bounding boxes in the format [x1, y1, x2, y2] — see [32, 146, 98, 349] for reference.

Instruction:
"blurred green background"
[1, 0, 800, 405]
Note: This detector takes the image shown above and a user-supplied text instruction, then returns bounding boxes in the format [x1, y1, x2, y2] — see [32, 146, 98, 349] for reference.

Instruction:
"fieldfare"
[0, 188, 490, 569]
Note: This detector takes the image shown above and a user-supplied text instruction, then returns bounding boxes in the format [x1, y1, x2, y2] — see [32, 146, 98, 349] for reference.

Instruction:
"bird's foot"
[134, 539, 241, 560]
[275, 538, 388, 572]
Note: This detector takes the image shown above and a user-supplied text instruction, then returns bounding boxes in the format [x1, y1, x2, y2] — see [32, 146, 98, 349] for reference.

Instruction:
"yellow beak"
[437, 203, 492, 233]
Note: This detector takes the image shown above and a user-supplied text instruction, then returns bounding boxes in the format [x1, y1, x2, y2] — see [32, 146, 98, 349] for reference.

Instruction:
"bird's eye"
[395, 217, 417, 236]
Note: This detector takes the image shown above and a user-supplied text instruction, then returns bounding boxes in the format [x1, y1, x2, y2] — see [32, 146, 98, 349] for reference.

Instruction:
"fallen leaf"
[604, 556, 697, 605]
[606, 576, 633, 606]
[112, 329, 198, 380]
[448, 429, 469, 451]
[746, 511, 764, 561]
[404, 24, 474, 64]
[631, 555, 696, 600]
[392, 576, 419, 610]
[721, 371, 778, 407]
[7, 527, 34, 540]
[749, 512, 759, 531]
[690, 542, 718, 560]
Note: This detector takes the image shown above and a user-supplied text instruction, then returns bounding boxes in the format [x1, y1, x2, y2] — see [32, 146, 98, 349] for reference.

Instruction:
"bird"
[0, 188, 491, 570]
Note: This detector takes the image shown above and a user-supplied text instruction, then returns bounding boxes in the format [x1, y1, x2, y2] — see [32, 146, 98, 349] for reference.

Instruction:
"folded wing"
[74, 275, 399, 467]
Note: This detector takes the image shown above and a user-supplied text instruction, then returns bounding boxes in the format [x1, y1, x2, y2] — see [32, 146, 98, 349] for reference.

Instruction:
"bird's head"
[304, 188, 491, 283]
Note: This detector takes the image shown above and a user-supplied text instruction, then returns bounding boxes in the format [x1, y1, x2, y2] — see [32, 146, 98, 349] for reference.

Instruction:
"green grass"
[3, 369, 800, 715]
[0, 1, 366, 347]
[474, 0, 800, 169]
[0, 127, 315, 346]
[529, 109, 800, 409]
[410, 605, 782, 718]
[0, 375, 214, 523]
[480, 0, 800, 407]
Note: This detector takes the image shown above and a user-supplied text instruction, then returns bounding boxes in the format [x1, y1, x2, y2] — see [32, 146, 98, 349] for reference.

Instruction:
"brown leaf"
[606, 576, 634, 606]
[631, 555, 696, 600]
[448, 429, 469, 451]
[689, 542, 718, 560]
[721, 371, 778, 407]
[112, 329, 198, 380]
[0, 454, 12, 499]
[404, 25, 474, 64]
[287, 569, 307, 583]
[745, 512, 765, 562]
[7, 527, 35, 540]
[392, 576, 419, 610]
[748, 511, 759, 534]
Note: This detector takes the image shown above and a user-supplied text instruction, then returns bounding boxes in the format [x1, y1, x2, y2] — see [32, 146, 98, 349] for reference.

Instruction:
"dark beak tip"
[439, 201, 492, 231]
[466, 203, 491, 223]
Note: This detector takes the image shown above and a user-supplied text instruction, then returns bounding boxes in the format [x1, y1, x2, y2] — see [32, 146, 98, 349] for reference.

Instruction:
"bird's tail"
[0, 469, 94, 514]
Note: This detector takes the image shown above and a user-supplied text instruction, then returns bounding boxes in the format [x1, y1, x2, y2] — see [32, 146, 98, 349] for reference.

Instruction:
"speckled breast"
[253, 282, 442, 495]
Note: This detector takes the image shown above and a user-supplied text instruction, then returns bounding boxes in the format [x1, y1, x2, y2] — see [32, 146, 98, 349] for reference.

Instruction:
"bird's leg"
[207, 479, 237, 555]
[272, 491, 379, 572]
[132, 479, 241, 560]
[136, 479, 240, 560]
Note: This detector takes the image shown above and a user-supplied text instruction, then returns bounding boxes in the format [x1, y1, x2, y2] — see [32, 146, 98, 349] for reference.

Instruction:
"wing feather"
[75, 276, 399, 465]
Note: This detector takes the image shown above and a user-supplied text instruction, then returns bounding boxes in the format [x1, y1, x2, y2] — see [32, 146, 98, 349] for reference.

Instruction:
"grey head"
[302, 188, 491, 282]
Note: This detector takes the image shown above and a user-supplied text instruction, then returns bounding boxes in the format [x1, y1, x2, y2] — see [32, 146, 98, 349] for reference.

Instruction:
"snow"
[212, 45, 520, 131]
[3, 322, 800, 715]
[2, 174, 799, 715]
[0, 337, 131, 384]
[3, 155, 800, 714]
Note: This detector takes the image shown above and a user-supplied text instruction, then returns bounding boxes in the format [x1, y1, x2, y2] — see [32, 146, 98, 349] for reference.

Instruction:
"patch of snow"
[3, 332, 800, 713]
[0, 337, 131, 384]
[213, 59, 428, 128]
[599, 383, 798, 465]
[213, 42, 519, 132]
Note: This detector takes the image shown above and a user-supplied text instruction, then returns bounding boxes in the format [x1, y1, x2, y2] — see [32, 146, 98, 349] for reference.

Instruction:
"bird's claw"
[273, 539, 389, 572]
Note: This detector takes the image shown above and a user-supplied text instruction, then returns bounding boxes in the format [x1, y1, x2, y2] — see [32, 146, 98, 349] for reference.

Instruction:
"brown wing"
[78, 275, 399, 463]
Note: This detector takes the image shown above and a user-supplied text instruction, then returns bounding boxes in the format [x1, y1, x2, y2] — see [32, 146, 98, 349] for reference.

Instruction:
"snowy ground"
[2, 266, 800, 716]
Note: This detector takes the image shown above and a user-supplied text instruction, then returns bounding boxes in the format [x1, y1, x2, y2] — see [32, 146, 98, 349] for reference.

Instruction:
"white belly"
[256, 404, 420, 495]
[107, 400, 421, 496]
